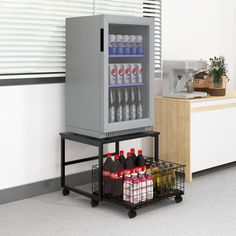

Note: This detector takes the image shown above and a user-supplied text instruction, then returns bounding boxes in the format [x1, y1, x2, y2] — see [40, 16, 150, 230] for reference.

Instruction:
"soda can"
[123, 35, 130, 55]
[109, 34, 116, 55]
[123, 64, 130, 84]
[136, 35, 143, 55]
[129, 35, 137, 55]
[130, 63, 137, 83]
[116, 35, 123, 55]
[116, 64, 124, 84]
[109, 64, 117, 85]
[136, 63, 143, 83]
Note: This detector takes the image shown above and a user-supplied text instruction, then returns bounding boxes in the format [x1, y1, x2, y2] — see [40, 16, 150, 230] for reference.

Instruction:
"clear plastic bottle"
[116, 88, 123, 122]
[130, 87, 136, 120]
[146, 173, 154, 200]
[139, 171, 146, 202]
[130, 173, 140, 204]
[137, 87, 143, 119]
[122, 88, 130, 121]
[123, 174, 131, 202]
[109, 89, 115, 123]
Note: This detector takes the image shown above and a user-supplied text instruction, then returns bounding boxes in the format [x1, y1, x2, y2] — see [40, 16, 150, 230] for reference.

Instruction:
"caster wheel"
[128, 210, 137, 219]
[175, 195, 183, 203]
[62, 188, 70, 196]
[91, 199, 99, 208]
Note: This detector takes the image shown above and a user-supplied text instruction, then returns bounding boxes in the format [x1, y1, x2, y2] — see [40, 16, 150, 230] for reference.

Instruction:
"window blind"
[0, 0, 161, 79]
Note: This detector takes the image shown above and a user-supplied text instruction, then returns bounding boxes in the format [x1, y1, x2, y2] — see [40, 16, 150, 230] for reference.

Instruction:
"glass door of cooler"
[102, 15, 154, 133]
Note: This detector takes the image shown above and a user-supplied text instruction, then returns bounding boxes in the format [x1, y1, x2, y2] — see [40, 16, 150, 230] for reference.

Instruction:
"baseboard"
[193, 161, 236, 178]
[0, 171, 90, 205]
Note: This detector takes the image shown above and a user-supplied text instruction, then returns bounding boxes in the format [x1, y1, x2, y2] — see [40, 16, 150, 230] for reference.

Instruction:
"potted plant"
[208, 56, 228, 96]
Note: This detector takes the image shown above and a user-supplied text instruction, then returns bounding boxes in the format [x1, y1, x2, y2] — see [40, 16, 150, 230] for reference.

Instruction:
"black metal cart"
[60, 131, 185, 218]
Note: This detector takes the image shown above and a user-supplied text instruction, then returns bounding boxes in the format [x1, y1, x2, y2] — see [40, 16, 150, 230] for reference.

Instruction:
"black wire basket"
[92, 157, 185, 207]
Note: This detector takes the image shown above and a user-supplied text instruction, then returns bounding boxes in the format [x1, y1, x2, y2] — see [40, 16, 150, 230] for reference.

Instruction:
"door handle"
[100, 28, 104, 52]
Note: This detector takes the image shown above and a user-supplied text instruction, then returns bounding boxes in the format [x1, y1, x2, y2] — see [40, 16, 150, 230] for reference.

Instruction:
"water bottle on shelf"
[136, 35, 143, 55]
[130, 87, 137, 120]
[116, 88, 123, 122]
[137, 87, 143, 119]
[109, 35, 116, 55]
[122, 88, 130, 121]
[109, 89, 115, 123]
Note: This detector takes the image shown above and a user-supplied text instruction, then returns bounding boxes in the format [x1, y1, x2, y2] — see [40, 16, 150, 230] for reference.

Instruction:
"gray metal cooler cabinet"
[66, 15, 154, 138]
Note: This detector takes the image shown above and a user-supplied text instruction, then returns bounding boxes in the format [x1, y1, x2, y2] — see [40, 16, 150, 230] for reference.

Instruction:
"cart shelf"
[60, 131, 185, 218]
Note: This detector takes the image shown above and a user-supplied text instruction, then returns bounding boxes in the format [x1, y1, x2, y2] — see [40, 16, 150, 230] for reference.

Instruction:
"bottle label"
[130, 42, 137, 55]
[116, 42, 123, 55]
[123, 42, 130, 55]
[103, 171, 110, 177]
[109, 42, 116, 55]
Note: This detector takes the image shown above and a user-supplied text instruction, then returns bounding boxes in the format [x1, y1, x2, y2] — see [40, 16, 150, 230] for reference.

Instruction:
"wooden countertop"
[155, 90, 236, 103]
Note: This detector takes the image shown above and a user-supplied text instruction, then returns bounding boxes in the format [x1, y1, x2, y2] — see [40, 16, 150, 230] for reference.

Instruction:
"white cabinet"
[155, 92, 236, 181]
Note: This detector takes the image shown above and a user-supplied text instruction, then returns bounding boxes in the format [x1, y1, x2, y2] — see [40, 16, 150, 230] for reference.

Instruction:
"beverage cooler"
[66, 15, 154, 138]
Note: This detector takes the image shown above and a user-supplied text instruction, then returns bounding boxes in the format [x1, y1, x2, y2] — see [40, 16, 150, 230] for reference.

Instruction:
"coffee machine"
[162, 60, 208, 99]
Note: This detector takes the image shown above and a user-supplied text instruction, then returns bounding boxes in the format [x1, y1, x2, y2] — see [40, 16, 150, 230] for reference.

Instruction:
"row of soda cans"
[109, 34, 143, 55]
[109, 63, 143, 85]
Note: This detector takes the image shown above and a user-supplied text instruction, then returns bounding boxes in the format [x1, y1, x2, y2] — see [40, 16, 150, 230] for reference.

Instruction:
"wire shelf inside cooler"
[109, 54, 145, 58]
[92, 158, 185, 209]
[109, 82, 145, 88]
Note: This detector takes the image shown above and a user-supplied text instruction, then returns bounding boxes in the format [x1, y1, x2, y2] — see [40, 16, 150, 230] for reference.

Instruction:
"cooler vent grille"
[105, 127, 151, 137]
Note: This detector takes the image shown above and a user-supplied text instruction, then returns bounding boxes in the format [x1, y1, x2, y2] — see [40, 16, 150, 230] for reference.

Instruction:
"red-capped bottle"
[103, 153, 113, 195]
[125, 152, 135, 174]
[119, 150, 126, 169]
[130, 148, 137, 167]
[136, 150, 146, 172]
[111, 154, 123, 197]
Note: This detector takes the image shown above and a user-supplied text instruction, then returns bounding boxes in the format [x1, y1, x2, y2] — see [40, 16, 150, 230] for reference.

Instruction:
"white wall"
[161, 0, 236, 94]
[0, 84, 147, 190]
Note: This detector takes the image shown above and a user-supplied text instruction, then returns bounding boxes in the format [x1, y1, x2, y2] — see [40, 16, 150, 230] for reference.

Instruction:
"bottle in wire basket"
[119, 150, 126, 169]
[125, 152, 135, 175]
[163, 163, 170, 193]
[169, 164, 176, 190]
[123, 174, 131, 202]
[109, 89, 115, 123]
[103, 153, 113, 195]
[130, 172, 140, 204]
[122, 88, 130, 121]
[110, 154, 123, 197]
[130, 148, 137, 167]
[138, 171, 146, 202]
[135, 150, 146, 172]
[116, 88, 123, 122]
[146, 173, 154, 200]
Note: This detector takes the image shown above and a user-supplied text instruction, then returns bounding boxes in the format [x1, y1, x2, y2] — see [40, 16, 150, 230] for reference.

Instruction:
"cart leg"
[98, 144, 104, 201]
[61, 137, 65, 188]
[61, 137, 70, 196]
[128, 209, 137, 219]
[175, 195, 183, 203]
[154, 134, 159, 162]
[115, 141, 119, 154]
